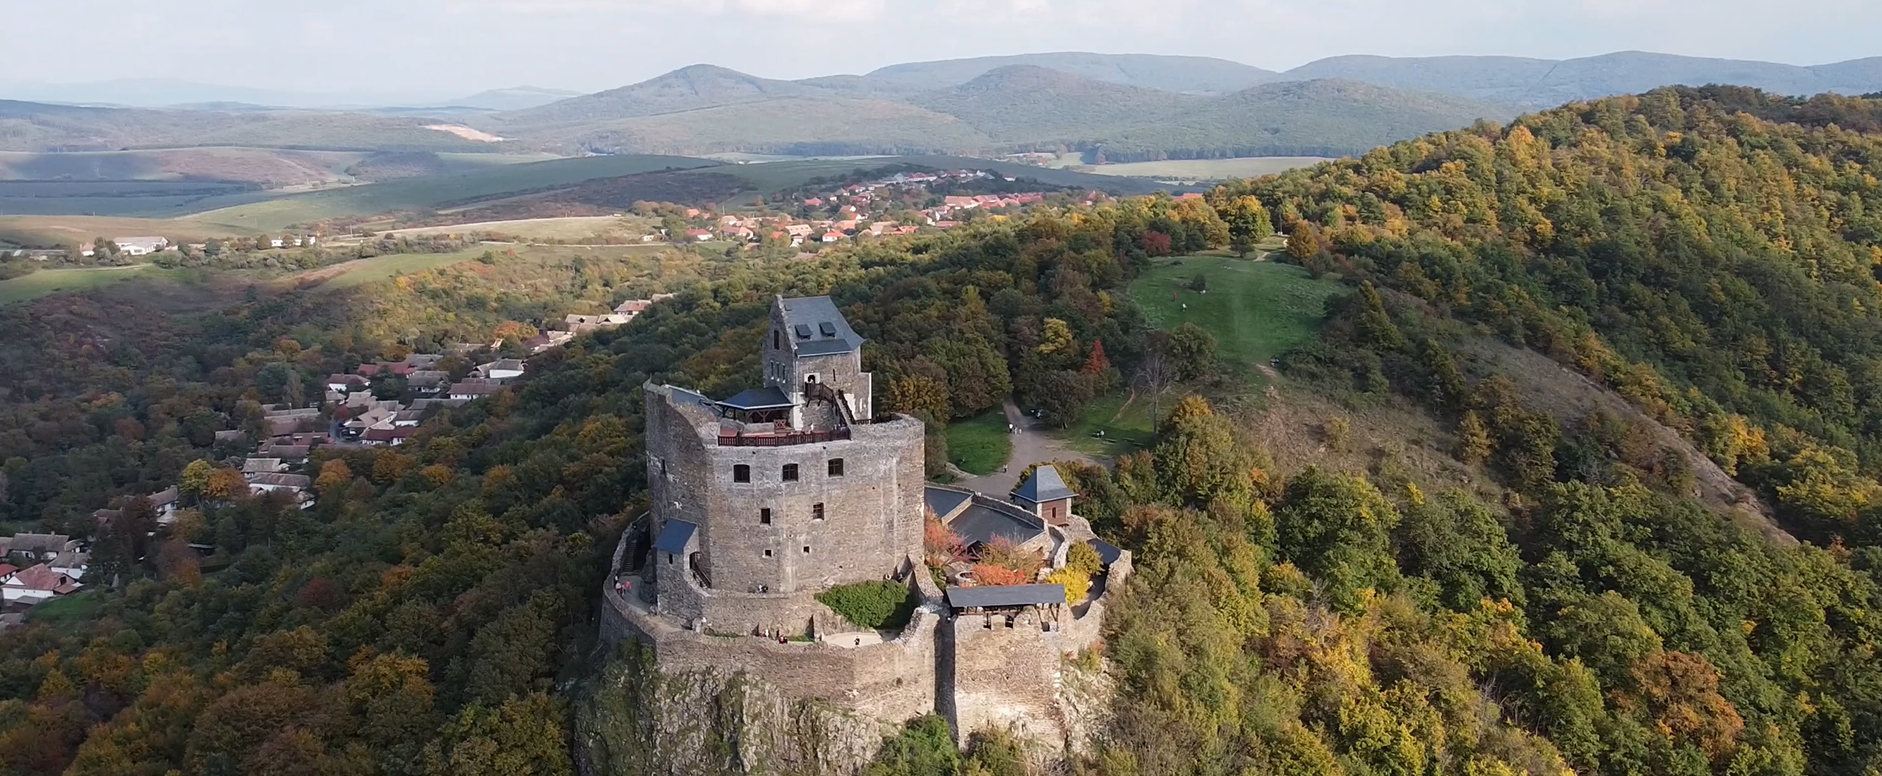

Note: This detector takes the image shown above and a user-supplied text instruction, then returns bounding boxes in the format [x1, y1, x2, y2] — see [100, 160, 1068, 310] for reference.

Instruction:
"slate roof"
[946, 583, 1066, 609]
[718, 386, 794, 411]
[778, 296, 865, 356]
[653, 519, 698, 555]
[923, 487, 973, 521]
[950, 503, 1043, 549]
[1011, 464, 1077, 505]
[1091, 539, 1124, 566]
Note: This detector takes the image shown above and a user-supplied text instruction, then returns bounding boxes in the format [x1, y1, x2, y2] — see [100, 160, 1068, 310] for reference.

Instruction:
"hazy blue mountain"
[1284, 52, 1882, 107]
[441, 86, 584, 111]
[908, 66, 1198, 142]
[851, 52, 1279, 94]
[0, 79, 445, 109]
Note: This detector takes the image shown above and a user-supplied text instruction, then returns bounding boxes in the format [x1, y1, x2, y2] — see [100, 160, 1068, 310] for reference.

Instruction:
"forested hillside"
[9, 86, 1882, 776]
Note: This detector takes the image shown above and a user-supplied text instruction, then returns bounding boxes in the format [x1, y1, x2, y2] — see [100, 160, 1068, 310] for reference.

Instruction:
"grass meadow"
[1129, 254, 1346, 375]
[944, 411, 1014, 475]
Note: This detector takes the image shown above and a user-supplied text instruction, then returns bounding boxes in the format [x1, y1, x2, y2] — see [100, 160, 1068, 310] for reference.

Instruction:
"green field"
[1130, 254, 1346, 374]
[1060, 393, 1159, 458]
[189, 154, 724, 231]
[25, 592, 106, 625]
[1061, 156, 1334, 180]
[0, 264, 164, 305]
[945, 411, 1014, 475]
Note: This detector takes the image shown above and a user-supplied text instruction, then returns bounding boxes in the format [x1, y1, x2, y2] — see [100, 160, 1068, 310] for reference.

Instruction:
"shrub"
[816, 581, 917, 631]
[1066, 542, 1105, 577]
[1045, 568, 1090, 602]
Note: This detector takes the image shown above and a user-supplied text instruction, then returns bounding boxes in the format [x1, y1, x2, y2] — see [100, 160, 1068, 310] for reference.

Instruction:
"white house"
[114, 236, 170, 256]
[1, 564, 80, 604]
[475, 358, 525, 381]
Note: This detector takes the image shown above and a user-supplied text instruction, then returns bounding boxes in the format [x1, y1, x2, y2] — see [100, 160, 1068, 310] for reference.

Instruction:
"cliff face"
[578, 645, 895, 776]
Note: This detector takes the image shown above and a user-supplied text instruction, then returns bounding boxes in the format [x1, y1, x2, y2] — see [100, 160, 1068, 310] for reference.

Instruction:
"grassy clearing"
[287, 248, 496, 291]
[946, 411, 1014, 475]
[1060, 392, 1159, 458]
[1056, 156, 1334, 180]
[0, 215, 252, 247]
[0, 264, 164, 305]
[26, 593, 105, 625]
[1130, 255, 1346, 375]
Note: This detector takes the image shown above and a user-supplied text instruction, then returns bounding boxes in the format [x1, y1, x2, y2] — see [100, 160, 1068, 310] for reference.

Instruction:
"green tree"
[1166, 323, 1218, 381]
[1218, 194, 1275, 255]
[1275, 467, 1401, 612]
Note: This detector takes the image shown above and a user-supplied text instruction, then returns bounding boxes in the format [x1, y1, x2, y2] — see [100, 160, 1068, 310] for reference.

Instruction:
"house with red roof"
[2, 564, 81, 604]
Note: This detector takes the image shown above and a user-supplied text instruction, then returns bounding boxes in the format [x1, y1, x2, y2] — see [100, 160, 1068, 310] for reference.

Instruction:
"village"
[0, 290, 684, 623]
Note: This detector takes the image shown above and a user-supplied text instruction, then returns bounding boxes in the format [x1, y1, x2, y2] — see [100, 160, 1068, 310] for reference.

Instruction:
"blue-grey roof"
[718, 386, 794, 410]
[1011, 464, 1076, 504]
[950, 503, 1043, 549]
[779, 296, 864, 356]
[924, 486, 973, 521]
[946, 584, 1066, 609]
[1091, 539, 1123, 566]
[653, 519, 698, 554]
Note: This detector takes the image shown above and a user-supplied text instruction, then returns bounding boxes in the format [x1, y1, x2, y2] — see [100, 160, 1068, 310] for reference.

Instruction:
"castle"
[602, 295, 1130, 749]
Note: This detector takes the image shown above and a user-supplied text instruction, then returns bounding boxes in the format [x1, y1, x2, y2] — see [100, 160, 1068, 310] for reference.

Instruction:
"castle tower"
[642, 296, 923, 636]
[763, 295, 873, 422]
[1010, 464, 1077, 527]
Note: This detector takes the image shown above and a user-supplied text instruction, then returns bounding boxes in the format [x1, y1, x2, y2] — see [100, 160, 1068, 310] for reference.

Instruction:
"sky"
[5, 0, 1880, 97]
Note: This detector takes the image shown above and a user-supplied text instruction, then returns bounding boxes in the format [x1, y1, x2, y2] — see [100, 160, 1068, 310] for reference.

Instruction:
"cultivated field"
[1130, 254, 1346, 373]
[0, 215, 253, 248]
[1058, 156, 1334, 180]
[188, 154, 724, 231]
[384, 215, 646, 241]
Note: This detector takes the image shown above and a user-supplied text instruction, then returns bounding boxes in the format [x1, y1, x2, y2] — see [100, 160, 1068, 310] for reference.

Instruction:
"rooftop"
[717, 386, 794, 411]
[949, 502, 1044, 550]
[779, 296, 865, 356]
[1011, 464, 1077, 505]
[945, 584, 1066, 610]
[653, 519, 698, 555]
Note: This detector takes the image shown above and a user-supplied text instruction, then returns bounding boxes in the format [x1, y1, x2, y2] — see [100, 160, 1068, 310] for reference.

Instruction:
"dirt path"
[957, 398, 1098, 497]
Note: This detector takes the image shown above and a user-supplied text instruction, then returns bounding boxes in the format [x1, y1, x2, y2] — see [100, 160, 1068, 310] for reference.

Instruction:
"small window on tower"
[773, 330, 780, 349]
[764, 549, 773, 558]
[734, 464, 750, 483]
[812, 503, 825, 521]
[802, 546, 811, 554]
[760, 508, 772, 525]
[782, 463, 799, 482]
[828, 458, 844, 477]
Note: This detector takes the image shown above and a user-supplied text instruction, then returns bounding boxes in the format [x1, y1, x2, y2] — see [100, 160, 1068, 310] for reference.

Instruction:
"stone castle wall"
[642, 382, 925, 637]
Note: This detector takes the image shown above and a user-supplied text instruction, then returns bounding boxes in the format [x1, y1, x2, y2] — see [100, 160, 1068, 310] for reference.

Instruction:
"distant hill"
[0, 79, 443, 109]
[1092, 79, 1515, 161]
[1283, 52, 1882, 107]
[849, 52, 1279, 94]
[0, 100, 501, 153]
[526, 97, 994, 157]
[441, 86, 584, 112]
[495, 65, 826, 127]
[909, 66, 1197, 143]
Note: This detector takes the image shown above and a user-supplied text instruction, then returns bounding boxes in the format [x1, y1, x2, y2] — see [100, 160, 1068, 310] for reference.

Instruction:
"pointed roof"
[777, 296, 864, 356]
[1011, 464, 1076, 505]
